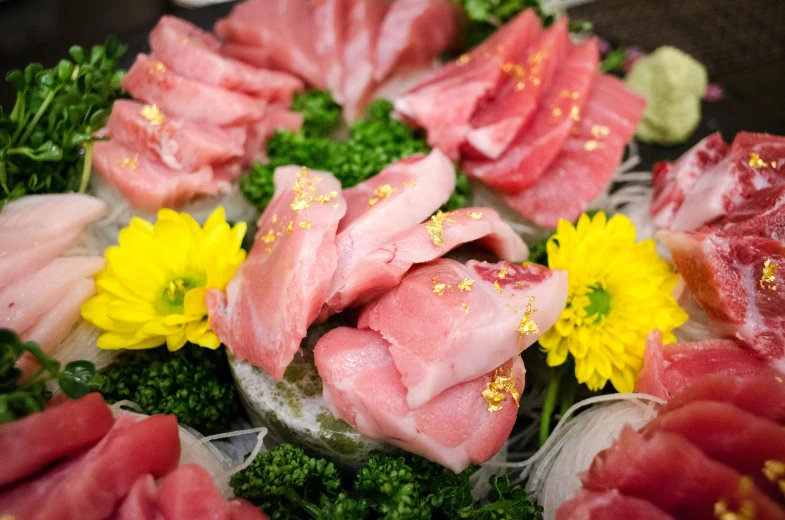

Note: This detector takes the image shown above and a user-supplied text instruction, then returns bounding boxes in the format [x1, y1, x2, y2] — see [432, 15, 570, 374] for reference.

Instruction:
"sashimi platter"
[3, 0, 785, 518]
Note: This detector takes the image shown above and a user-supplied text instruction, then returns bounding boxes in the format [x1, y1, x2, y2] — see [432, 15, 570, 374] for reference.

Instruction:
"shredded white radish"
[54, 320, 118, 372]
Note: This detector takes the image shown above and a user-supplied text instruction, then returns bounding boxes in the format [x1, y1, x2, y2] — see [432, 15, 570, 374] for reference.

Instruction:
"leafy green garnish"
[600, 47, 628, 73]
[454, 0, 553, 49]
[99, 344, 240, 435]
[292, 90, 343, 138]
[0, 328, 103, 424]
[0, 37, 126, 209]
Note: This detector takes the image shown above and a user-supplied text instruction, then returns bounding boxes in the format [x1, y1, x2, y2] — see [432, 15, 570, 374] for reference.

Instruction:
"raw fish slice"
[0, 256, 105, 336]
[331, 208, 529, 310]
[557, 490, 675, 520]
[361, 258, 566, 407]
[157, 464, 256, 520]
[151, 16, 304, 104]
[634, 329, 773, 400]
[670, 132, 785, 231]
[207, 167, 346, 380]
[0, 393, 114, 488]
[582, 426, 785, 520]
[660, 230, 785, 372]
[395, 9, 540, 160]
[0, 415, 180, 520]
[323, 151, 455, 315]
[220, 43, 277, 70]
[230, 500, 271, 520]
[107, 100, 246, 171]
[314, 0, 350, 99]
[643, 401, 785, 503]
[373, 0, 462, 83]
[462, 39, 600, 192]
[314, 327, 524, 472]
[215, 0, 326, 88]
[503, 73, 646, 229]
[662, 374, 785, 425]
[650, 132, 729, 228]
[0, 228, 81, 291]
[114, 476, 161, 520]
[464, 20, 569, 160]
[92, 139, 219, 212]
[707, 184, 785, 239]
[240, 106, 304, 166]
[339, 0, 389, 120]
[122, 54, 266, 127]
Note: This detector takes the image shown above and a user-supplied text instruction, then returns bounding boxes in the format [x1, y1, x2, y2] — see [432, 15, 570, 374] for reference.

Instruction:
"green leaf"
[69, 45, 86, 64]
[59, 360, 103, 398]
[6, 70, 25, 92]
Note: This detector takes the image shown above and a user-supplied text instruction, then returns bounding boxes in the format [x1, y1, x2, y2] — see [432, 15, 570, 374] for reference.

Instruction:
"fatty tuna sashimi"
[114, 475, 160, 520]
[660, 230, 785, 372]
[93, 140, 219, 212]
[361, 259, 566, 407]
[151, 16, 303, 104]
[707, 184, 785, 239]
[464, 20, 569, 160]
[339, 0, 389, 120]
[241, 106, 304, 166]
[107, 100, 246, 171]
[123, 54, 266, 127]
[314, 327, 525, 472]
[0, 415, 180, 520]
[314, 0, 350, 97]
[634, 329, 773, 400]
[323, 151, 455, 315]
[462, 39, 600, 192]
[0, 256, 105, 336]
[374, 0, 462, 83]
[220, 43, 277, 70]
[215, 0, 326, 88]
[582, 426, 785, 520]
[207, 167, 346, 380]
[331, 208, 529, 311]
[230, 501, 271, 520]
[395, 9, 540, 160]
[670, 132, 785, 232]
[503, 73, 646, 228]
[662, 374, 785, 425]
[0, 393, 114, 488]
[0, 230, 82, 292]
[557, 490, 675, 520]
[643, 401, 785, 503]
[650, 132, 729, 228]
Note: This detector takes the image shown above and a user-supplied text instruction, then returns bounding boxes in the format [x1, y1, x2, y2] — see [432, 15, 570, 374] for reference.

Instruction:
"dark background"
[1, 0, 784, 162]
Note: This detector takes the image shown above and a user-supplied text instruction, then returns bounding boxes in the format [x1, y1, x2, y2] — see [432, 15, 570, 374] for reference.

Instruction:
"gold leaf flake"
[402, 179, 418, 189]
[458, 278, 475, 292]
[498, 266, 510, 279]
[760, 258, 778, 290]
[119, 155, 138, 170]
[425, 211, 456, 246]
[482, 367, 520, 413]
[532, 77, 541, 86]
[560, 89, 572, 98]
[514, 64, 525, 77]
[433, 282, 451, 296]
[299, 221, 311, 229]
[457, 54, 471, 65]
[584, 140, 600, 152]
[150, 60, 166, 74]
[502, 62, 514, 73]
[515, 81, 526, 92]
[272, 214, 278, 224]
[332, 203, 340, 209]
[368, 184, 396, 206]
[493, 280, 504, 297]
[265, 247, 272, 253]
[315, 191, 338, 204]
[570, 106, 581, 122]
[286, 221, 293, 234]
[763, 460, 785, 483]
[749, 153, 769, 168]
[517, 299, 539, 337]
[140, 104, 165, 126]
[591, 125, 610, 139]
[506, 303, 517, 314]
[461, 303, 470, 314]
[777, 376, 784, 383]
[431, 276, 439, 283]
[515, 281, 527, 287]
[468, 211, 483, 220]
[260, 229, 276, 244]
[551, 107, 563, 118]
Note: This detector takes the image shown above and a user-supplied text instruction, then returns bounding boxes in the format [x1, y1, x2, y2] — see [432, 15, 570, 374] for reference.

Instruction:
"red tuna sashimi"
[707, 183, 785, 240]
[151, 16, 303, 104]
[503, 73, 646, 228]
[462, 39, 600, 192]
[330, 208, 529, 311]
[324, 151, 455, 315]
[374, 0, 462, 83]
[464, 20, 569, 160]
[643, 401, 785, 503]
[207, 167, 346, 379]
[360, 258, 566, 407]
[634, 329, 772, 400]
[113, 475, 159, 520]
[660, 230, 785, 372]
[0, 256, 105, 335]
[582, 426, 785, 520]
[93, 139, 219, 212]
[395, 9, 541, 160]
[557, 490, 675, 520]
[0, 414, 180, 520]
[670, 132, 785, 231]
[314, 327, 524, 472]
[215, 0, 326, 88]
[339, 0, 389, 120]
[108, 100, 246, 171]
[650, 132, 729, 228]
[122, 54, 266, 127]
[314, 0, 350, 97]
[662, 374, 785, 425]
[0, 393, 114, 488]
[220, 43, 278, 70]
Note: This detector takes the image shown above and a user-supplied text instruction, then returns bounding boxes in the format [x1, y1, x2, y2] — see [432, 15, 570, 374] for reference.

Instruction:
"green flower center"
[584, 285, 612, 320]
[158, 272, 206, 315]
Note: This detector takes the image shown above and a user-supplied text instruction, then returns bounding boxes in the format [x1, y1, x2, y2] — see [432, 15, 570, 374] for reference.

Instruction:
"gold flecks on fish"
[570, 106, 581, 122]
[368, 184, 396, 206]
[482, 367, 520, 413]
[433, 282, 450, 296]
[457, 54, 471, 65]
[140, 104, 165, 126]
[468, 211, 483, 220]
[493, 280, 504, 297]
[591, 125, 610, 139]
[260, 229, 276, 244]
[425, 210, 456, 246]
[498, 266, 510, 279]
[461, 303, 470, 314]
[760, 258, 778, 290]
[286, 221, 293, 235]
[119, 155, 138, 170]
[149, 60, 166, 74]
[749, 153, 769, 168]
[299, 221, 311, 229]
[517, 298, 539, 337]
[458, 278, 475, 292]
[552, 107, 563, 118]
[584, 140, 600, 152]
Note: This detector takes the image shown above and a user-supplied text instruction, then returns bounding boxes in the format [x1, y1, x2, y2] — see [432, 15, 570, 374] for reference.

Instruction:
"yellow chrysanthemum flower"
[81, 207, 246, 351]
[539, 212, 688, 393]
